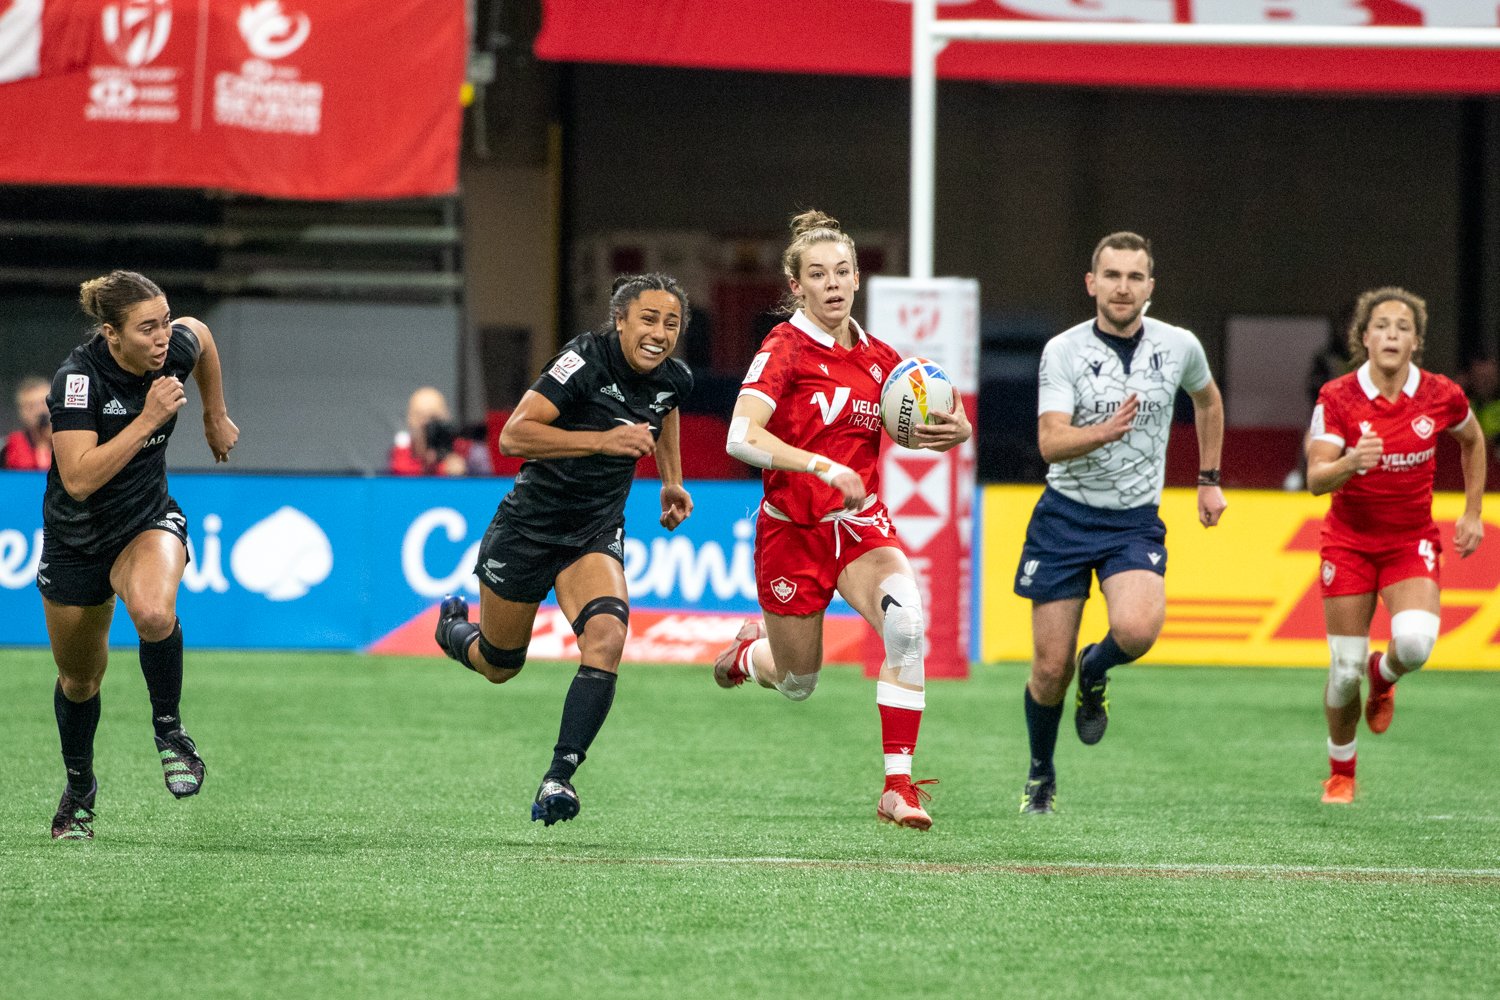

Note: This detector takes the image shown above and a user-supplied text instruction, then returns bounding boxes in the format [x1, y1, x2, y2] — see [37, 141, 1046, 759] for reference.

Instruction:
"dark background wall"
[564, 65, 1498, 381]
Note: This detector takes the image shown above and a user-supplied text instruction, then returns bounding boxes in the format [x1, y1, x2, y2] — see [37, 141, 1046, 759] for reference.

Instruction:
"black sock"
[55, 681, 101, 796]
[443, 622, 480, 669]
[1080, 632, 1137, 688]
[1024, 685, 1064, 782]
[545, 666, 617, 782]
[140, 619, 184, 738]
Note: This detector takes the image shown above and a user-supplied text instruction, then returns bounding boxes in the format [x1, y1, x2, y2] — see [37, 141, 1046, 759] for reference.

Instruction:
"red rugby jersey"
[1310, 362, 1472, 541]
[738, 310, 903, 525]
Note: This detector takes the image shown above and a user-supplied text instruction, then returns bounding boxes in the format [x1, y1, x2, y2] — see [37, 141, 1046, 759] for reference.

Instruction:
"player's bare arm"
[726, 394, 865, 509]
[1188, 380, 1227, 527]
[52, 376, 185, 502]
[501, 389, 655, 460]
[1450, 412, 1487, 558]
[1036, 394, 1139, 464]
[656, 408, 693, 531]
[1306, 431, 1382, 497]
[909, 395, 972, 452]
[178, 318, 238, 463]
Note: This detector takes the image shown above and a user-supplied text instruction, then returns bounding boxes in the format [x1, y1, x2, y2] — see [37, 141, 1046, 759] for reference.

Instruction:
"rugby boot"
[155, 728, 205, 798]
[1365, 652, 1396, 734]
[877, 776, 937, 830]
[1320, 774, 1356, 804]
[434, 594, 477, 666]
[712, 618, 765, 688]
[1020, 777, 1057, 815]
[51, 780, 97, 841]
[531, 777, 581, 826]
[1074, 646, 1110, 746]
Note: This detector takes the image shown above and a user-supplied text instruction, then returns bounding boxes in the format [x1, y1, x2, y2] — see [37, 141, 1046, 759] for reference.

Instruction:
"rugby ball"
[881, 358, 955, 449]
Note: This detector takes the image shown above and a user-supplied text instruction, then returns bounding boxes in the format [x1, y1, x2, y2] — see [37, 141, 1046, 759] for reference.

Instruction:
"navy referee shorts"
[1012, 487, 1167, 603]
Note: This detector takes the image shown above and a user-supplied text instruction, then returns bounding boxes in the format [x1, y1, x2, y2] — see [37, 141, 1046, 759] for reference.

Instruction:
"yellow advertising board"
[980, 486, 1500, 669]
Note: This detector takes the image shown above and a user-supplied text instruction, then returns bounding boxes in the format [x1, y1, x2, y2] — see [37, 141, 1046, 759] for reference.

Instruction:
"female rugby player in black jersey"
[434, 273, 693, 826]
[42, 270, 238, 840]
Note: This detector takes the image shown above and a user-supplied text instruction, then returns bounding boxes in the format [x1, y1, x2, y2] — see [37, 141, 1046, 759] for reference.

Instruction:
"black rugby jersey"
[42, 323, 201, 554]
[498, 329, 692, 547]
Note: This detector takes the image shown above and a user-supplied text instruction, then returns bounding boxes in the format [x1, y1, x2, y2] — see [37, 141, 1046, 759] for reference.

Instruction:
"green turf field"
[1, 649, 1496, 999]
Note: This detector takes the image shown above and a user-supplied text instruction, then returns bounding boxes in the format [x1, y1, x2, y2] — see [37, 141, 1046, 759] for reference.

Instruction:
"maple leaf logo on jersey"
[1411, 415, 1435, 439]
[770, 576, 797, 604]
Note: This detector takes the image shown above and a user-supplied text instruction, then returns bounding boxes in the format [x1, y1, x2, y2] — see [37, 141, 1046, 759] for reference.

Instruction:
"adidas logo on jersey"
[601, 383, 626, 402]
[102, 399, 127, 415]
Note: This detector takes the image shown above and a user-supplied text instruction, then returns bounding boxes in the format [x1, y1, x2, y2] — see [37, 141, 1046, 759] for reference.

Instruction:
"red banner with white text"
[535, 0, 1500, 95]
[0, 0, 464, 199]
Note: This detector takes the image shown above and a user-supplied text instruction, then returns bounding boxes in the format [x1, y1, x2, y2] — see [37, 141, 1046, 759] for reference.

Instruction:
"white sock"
[1327, 738, 1356, 761]
[883, 753, 913, 778]
[741, 638, 768, 684]
[1378, 653, 1399, 685]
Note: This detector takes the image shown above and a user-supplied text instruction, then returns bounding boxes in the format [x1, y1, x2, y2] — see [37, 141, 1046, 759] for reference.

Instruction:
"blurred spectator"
[389, 386, 491, 476]
[1459, 356, 1499, 450]
[2, 375, 53, 470]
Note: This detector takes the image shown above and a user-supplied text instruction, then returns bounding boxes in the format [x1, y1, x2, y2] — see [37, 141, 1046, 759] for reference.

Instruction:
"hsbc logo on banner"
[88, 1, 180, 123]
[883, 450, 951, 551]
[215, 1, 323, 135]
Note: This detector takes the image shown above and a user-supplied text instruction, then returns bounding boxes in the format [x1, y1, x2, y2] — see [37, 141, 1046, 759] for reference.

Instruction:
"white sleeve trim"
[1313, 433, 1344, 448]
[737, 387, 777, 412]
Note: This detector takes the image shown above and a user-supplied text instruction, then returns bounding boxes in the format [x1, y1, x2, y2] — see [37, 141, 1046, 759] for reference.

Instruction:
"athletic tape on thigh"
[1325, 634, 1367, 708]
[571, 596, 630, 636]
[478, 633, 527, 671]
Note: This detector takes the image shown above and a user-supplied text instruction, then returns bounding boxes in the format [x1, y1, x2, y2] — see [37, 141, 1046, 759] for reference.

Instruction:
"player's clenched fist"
[1348, 430, 1382, 472]
[601, 422, 656, 458]
[144, 375, 187, 427]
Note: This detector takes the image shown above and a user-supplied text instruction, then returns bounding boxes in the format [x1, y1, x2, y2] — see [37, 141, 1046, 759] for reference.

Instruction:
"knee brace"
[775, 670, 820, 702]
[879, 574, 925, 689]
[1389, 609, 1439, 672]
[1325, 634, 1368, 708]
[477, 633, 527, 672]
[571, 596, 630, 637]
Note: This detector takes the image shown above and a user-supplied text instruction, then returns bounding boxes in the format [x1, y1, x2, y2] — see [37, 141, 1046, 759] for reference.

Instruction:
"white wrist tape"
[806, 454, 855, 486]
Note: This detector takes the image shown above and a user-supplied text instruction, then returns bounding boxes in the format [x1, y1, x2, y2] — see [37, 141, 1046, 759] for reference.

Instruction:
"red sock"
[1330, 754, 1357, 779]
[879, 704, 922, 789]
[1368, 653, 1394, 695]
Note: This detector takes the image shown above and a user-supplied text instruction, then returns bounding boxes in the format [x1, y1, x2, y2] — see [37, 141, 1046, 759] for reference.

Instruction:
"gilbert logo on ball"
[880, 358, 954, 448]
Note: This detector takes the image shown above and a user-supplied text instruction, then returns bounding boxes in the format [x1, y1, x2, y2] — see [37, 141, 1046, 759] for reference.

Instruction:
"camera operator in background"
[2, 376, 53, 471]
[389, 385, 490, 476]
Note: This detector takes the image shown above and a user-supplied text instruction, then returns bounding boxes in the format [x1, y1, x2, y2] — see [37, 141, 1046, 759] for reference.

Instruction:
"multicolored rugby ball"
[880, 357, 955, 449]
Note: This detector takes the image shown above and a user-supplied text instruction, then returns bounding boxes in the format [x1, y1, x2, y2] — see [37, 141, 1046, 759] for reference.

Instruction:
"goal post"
[907, 0, 1500, 279]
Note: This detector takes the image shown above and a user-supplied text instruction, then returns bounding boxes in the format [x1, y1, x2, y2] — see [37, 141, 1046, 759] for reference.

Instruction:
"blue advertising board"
[0, 473, 814, 650]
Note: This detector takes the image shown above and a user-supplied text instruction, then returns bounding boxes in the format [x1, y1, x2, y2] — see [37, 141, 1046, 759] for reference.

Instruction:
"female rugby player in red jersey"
[1306, 287, 1485, 804]
[712, 210, 970, 830]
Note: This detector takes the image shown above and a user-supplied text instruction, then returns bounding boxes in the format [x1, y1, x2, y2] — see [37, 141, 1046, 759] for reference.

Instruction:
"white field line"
[533, 855, 1500, 881]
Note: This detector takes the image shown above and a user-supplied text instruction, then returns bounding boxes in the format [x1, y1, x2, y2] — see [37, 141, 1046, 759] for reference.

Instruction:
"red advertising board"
[535, 0, 1500, 95]
[0, 1, 463, 199]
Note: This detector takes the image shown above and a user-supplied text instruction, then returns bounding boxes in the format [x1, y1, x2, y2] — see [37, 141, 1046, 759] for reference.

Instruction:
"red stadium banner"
[865, 277, 981, 679]
[535, 0, 1500, 95]
[0, 0, 464, 199]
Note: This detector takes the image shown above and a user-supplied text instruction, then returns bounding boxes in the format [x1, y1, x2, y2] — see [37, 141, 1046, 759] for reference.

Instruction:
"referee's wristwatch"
[1197, 468, 1221, 487]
